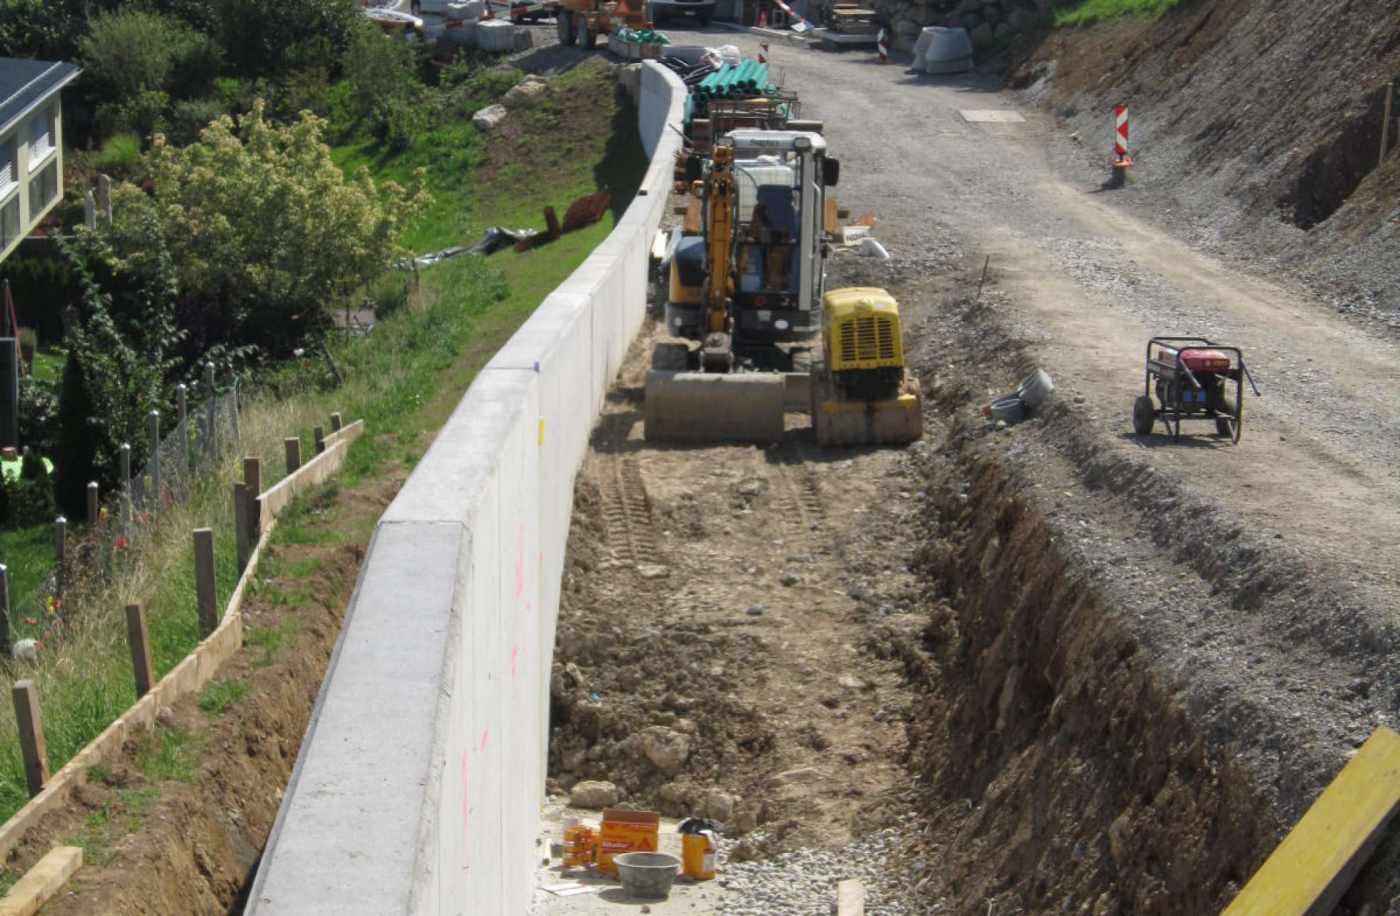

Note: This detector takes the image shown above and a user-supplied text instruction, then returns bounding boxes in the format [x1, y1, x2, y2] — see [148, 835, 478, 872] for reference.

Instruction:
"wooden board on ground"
[1224, 726, 1400, 916]
[958, 110, 1026, 124]
[824, 197, 839, 235]
[836, 878, 866, 916]
[0, 846, 81, 916]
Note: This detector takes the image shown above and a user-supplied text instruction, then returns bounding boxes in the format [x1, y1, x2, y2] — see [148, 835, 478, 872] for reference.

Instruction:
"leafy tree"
[106, 103, 429, 355]
[54, 350, 97, 520]
[54, 216, 185, 511]
[216, 0, 358, 77]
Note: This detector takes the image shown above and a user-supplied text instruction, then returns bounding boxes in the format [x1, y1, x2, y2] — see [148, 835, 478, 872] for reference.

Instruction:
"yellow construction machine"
[643, 129, 921, 446]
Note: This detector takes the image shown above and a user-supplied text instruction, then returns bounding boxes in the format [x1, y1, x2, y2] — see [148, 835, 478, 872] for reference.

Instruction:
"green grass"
[1054, 0, 1180, 26]
[0, 526, 55, 642]
[136, 725, 202, 783]
[197, 678, 248, 715]
[28, 347, 65, 388]
[0, 55, 646, 830]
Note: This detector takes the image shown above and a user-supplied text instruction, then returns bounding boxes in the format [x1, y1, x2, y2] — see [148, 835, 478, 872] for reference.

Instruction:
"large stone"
[639, 726, 691, 774]
[502, 77, 548, 108]
[971, 22, 995, 48]
[472, 104, 508, 131]
[570, 780, 619, 809]
[703, 790, 736, 821]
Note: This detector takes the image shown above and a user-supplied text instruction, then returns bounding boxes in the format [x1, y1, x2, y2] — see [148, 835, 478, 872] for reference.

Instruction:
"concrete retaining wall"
[247, 60, 686, 915]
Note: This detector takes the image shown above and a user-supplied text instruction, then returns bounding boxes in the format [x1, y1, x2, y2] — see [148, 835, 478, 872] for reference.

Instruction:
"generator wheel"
[1219, 397, 1243, 444]
[1132, 396, 1155, 436]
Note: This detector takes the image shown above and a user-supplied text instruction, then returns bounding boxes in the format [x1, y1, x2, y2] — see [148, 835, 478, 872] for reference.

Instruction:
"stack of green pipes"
[692, 59, 778, 101]
[616, 26, 671, 43]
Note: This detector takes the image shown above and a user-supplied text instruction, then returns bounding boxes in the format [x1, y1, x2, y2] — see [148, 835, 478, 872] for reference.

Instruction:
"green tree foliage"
[80, 8, 224, 137]
[55, 217, 184, 508]
[106, 103, 429, 355]
[54, 350, 97, 520]
[216, 0, 358, 77]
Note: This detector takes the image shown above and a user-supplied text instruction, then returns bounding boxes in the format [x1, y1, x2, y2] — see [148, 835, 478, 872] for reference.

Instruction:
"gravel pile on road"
[717, 821, 936, 915]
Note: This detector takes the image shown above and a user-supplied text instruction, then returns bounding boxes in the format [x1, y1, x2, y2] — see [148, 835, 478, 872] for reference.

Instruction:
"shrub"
[107, 103, 430, 355]
[93, 133, 142, 175]
[167, 98, 230, 146]
[97, 90, 170, 141]
[55, 350, 98, 520]
[371, 94, 431, 152]
[271, 66, 335, 122]
[79, 9, 204, 105]
[17, 377, 59, 456]
[345, 21, 420, 123]
[10, 450, 55, 527]
[217, 0, 358, 78]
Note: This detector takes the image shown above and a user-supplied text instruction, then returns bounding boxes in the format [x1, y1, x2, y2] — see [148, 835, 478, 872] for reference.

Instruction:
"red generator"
[1133, 337, 1259, 443]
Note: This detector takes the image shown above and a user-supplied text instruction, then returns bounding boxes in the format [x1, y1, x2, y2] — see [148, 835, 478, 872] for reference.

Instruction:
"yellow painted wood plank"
[1224, 727, 1400, 916]
[837, 878, 866, 916]
[0, 846, 82, 916]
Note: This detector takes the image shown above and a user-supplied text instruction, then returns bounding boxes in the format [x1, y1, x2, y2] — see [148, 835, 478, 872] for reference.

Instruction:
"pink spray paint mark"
[510, 644, 519, 679]
[460, 750, 471, 869]
[480, 728, 490, 752]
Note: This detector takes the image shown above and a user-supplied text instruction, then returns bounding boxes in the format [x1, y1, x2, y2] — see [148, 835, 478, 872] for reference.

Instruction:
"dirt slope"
[1017, 1, 1400, 325]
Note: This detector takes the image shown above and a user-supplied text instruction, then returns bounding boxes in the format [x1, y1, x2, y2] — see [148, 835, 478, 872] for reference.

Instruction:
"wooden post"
[124, 603, 155, 697]
[314, 426, 326, 455]
[243, 456, 262, 541]
[836, 879, 866, 916]
[204, 362, 217, 460]
[12, 681, 48, 797]
[1382, 81, 1394, 168]
[330, 412, 343, 433]
[53, 516, 65, 600]
[234, 482, 249, 573]
[147, 410, 160, 508]
[118, 442, 131, 531]
[0, 564, 10, 660]
[284, 437, 302, 476]
[230, 374, 240, 444]
[86, 481, 98, 526]
[193, 528, 217, 637]
[176, 383, 189, 473]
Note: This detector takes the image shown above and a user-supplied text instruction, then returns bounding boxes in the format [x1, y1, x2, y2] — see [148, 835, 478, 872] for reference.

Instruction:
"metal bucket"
[615, 852, 681, 900]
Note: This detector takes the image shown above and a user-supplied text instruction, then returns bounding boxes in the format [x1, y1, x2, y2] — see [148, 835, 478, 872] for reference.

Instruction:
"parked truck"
[555, 0, 648, 48]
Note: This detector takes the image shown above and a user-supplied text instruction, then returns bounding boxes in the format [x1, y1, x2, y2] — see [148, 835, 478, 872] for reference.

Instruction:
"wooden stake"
[124, 604, 155, 697]
[85, 482, 98, 526]
[147, 410, 160, 507]
[836, 879, 866, 916]
[193, 528, 217, 637]
[52, 517, 65, 599]
[330, 412, 343, 433]
[177, 383, 189, 473]
[284, 437, 302, 476]
[12, 681, 48, 797]
[0, 564, 10, 661]
[234, 482, 249, 573]
[314, 426, 326, 455]
[243, 456, 262, 541]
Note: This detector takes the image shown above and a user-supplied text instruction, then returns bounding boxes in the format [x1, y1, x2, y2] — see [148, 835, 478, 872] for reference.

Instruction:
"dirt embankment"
[1015, 1, 1400, 324]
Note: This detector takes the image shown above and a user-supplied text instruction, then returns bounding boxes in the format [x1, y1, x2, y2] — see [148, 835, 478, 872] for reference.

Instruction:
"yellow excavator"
[644, 129, 921, 446]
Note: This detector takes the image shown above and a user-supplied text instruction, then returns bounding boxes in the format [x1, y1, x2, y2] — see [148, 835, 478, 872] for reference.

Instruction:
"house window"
[0, 195, 20, 250]
[27, 159, 56, 223]
[27, 107, 54, 168]
[0, 139, 15, 198]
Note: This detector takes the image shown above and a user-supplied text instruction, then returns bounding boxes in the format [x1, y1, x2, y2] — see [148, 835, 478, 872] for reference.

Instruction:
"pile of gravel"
[716, 822, 941, 915]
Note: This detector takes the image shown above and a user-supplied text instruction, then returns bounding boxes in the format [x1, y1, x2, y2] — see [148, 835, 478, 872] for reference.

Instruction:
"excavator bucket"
[811, 370, 923, 446]
[644, 371, 788, 443]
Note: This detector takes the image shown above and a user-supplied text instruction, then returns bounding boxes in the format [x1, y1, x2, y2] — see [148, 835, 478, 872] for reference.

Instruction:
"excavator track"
[600, 458, 655, 567]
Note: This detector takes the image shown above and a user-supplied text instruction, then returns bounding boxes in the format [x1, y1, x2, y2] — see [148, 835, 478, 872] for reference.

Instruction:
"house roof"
[0, 58, 79, 137]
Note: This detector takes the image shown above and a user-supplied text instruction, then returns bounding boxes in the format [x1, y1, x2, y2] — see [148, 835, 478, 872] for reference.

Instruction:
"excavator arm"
[703, 146, 736, 337]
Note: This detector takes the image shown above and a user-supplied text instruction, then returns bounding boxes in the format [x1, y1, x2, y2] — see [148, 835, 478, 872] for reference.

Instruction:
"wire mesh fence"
[4, 369, 243, 655]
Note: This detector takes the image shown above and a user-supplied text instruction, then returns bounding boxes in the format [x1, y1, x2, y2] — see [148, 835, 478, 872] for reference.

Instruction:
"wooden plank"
[0, 845, 82, 916]
[684, 197, 703, 235]
[836, 878, 866, 916]
[1224, 727, 1400, 916]
[824, 197, 839, 234]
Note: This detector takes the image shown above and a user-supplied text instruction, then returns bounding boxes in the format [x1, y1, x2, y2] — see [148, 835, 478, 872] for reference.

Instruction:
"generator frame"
[1134, 336, 1259, 443]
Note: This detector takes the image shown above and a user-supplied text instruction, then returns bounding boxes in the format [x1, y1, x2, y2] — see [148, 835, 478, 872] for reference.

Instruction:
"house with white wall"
[0, 58, 79, 263]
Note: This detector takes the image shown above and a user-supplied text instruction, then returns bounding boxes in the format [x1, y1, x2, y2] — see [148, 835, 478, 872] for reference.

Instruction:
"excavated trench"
[551, 256, 1400, 912]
